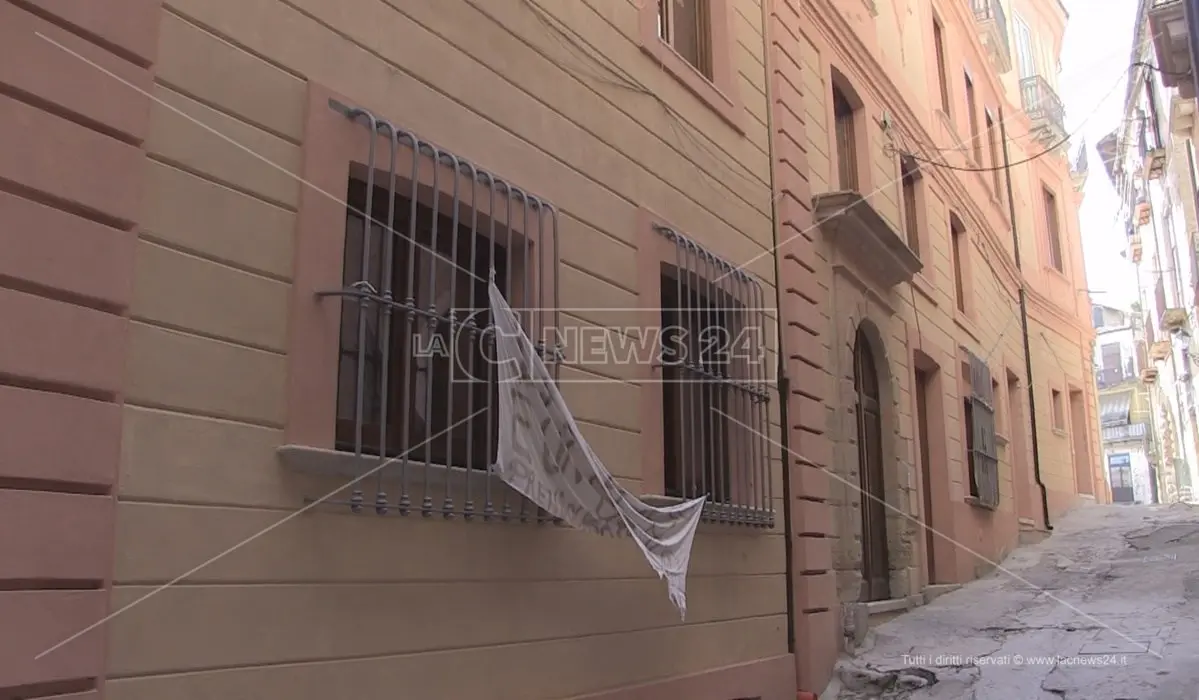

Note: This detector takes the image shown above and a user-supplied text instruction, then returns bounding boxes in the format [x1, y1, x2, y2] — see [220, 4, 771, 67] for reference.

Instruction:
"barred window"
[325, 102, 558, 520]
[965, 352, 999, 507]
[655, 225, 773, 526]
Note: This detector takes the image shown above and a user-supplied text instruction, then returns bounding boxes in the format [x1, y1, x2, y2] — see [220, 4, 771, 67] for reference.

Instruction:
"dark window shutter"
[968, 352, 1000, 508]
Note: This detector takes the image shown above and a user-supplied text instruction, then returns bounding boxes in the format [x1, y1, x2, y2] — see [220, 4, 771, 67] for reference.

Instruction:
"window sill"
[994, 432, 1010, 446]
[642, 493, 775, 527]
[277, 444, 510, 507]
[954, 311, 980, 344]
[965, 495, 997, 511]
[638, 38, 743, 134]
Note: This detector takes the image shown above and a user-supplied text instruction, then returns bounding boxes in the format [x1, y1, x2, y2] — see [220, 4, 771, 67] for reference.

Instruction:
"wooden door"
[855, 328, 891, 602]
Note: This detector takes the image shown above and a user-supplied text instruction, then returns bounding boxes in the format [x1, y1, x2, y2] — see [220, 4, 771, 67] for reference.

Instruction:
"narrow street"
[831, 504, 1199, 700]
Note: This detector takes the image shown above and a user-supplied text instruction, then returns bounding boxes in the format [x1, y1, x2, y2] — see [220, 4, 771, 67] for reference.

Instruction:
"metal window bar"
[318, 99, 561, 522]
[968, 352, 1000, 507]
[654, 223, 773, 527]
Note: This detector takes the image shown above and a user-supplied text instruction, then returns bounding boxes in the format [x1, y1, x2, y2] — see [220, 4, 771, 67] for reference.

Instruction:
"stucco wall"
[103, 1, 794, 698]
[769, 0, 1097, 669]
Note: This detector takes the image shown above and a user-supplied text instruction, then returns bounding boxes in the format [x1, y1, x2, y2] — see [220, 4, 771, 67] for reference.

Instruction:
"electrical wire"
[892, 56, 1145, 174]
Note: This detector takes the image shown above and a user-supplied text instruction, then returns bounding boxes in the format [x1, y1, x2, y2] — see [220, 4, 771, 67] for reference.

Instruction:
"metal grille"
[967, 352, 1000, 508]
[655, 224, 773, 526]
[321, 100, 559, 521]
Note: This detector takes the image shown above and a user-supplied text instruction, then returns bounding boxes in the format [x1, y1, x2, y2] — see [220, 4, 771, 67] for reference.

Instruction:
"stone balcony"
[1149, 0, 1195, 100]
[971, 0, 1012, 74]
[1019, 75, 1067, 148]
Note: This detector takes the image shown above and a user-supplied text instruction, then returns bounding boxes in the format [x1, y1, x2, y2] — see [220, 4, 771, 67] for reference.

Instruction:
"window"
[658, 0, 712, 79]
[1051, 388, 1064, 430]
[985, 110, 1003, 196]
[328, 104, 558, 520]
[1013, 14, 1035, 79]
[833, 85, 859, 191]
[951, 214, 968, 313]
[1144, 74, 1163, 150]
[1043, 186, 1064, 272]
[900, 155, 922, 255]
[933, 19, 950, 114]
[1100, 342, 1122, 371]
[1091, 305, 1104, 329]
[656, 225, 773, 525]
[964, 73, 982, 165]
[964, 353, 999, 507]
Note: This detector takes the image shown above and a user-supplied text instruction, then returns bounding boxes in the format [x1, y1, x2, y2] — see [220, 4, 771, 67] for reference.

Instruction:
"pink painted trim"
[636, 0, 743, 133]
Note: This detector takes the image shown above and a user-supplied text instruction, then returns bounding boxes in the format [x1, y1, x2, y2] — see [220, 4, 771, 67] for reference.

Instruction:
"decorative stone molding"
[813, 191, 923, 290]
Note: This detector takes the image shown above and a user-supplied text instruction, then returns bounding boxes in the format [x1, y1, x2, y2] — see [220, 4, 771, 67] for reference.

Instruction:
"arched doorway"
[854, 326, 891, 601]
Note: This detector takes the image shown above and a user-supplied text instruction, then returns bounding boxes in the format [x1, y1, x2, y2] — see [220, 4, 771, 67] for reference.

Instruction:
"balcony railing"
[972, 0, 1013, 73]
[1020, 75, 1068, 147]
[1097, 366, 1137, 389]
[1103, 422, 1149, 443]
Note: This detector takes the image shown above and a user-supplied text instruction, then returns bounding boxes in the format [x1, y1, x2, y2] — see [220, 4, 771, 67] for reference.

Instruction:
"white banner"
[488, 281, 706, 618]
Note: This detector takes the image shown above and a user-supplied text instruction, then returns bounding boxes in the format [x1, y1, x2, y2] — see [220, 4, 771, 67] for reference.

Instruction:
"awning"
[1100, 392, 1132, 426]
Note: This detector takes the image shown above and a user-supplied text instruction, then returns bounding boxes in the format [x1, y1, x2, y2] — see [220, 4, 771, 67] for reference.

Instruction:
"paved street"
[831, 504, 1199, 700]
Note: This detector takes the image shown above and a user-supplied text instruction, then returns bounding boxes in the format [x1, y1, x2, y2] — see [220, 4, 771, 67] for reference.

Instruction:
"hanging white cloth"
[488, 280, 706, 619]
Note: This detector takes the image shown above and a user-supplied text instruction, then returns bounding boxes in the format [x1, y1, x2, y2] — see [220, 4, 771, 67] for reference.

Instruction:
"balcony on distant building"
[1102, 422, 1149, 443]
[1148, 0, 1195, 100]
[1020, 75, 1067, 148]
[972, 0, 1013, 74]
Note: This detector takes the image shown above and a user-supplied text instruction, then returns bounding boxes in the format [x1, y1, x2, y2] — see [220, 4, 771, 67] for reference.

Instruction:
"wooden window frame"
[900, 155, 925, 257]
[985, 108, 1003, 197]
[1050, 384, 1066, 433]
[964, 71, 982, 166]
[932, 17, 951, 116]
[829, 68, 868, 194]
[1042, 184, 1065, 273]
[950, 212, 973, 317]
[637, 0, 743, 132]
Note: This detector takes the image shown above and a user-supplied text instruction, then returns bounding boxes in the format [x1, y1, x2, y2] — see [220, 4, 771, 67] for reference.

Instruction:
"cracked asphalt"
[831, 503, 1199, 700]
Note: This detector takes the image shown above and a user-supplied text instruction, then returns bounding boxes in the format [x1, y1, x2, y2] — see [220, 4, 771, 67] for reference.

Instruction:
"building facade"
[1, 0, 1100, 698]
[771, 2, 1102, 688]
[1093, 303, 1158, 504]
[1098, 0, 1199, 504]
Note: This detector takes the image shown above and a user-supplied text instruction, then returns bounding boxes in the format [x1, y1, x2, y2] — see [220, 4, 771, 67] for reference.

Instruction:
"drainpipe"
[759, 0, 797, 659]
[998, 109, 1053, 530]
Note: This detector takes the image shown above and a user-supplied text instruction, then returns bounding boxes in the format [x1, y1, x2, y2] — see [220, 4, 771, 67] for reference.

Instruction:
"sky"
[1058, 0, 1141, 309]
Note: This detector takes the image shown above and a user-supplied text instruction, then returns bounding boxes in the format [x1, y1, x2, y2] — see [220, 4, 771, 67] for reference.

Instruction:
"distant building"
[1092, 303, 1158, 504]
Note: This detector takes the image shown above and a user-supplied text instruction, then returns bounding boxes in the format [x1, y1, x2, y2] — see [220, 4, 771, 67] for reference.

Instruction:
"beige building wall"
[106, 1, 792, 698]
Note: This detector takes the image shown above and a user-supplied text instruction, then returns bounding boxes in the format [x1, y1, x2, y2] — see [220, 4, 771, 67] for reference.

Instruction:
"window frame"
[932, 16, 951, 115]
[635, 207, 775, 527]
[964, 71, 982, 166]
[637, 0, 743, 131]
[1042, 184, 1065, 273]
[900, 155, 924, 257]
[984, 108, 1004, 197]
[961, 350, 999, 508]
[950, 212, 972, 317]
[286, 86, 561, 523]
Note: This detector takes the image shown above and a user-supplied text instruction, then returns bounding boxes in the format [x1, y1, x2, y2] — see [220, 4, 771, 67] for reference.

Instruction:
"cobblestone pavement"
[829, 502, 1199, 700]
